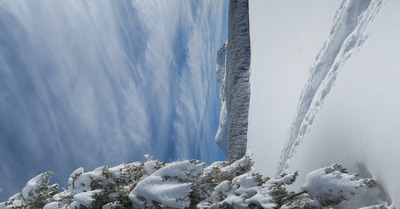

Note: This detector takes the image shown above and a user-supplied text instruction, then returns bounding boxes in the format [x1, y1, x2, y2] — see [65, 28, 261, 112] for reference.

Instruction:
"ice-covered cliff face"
[215, 41, 228, 155]
[249, 0, 400, 207]
[225, 0, 251, 161]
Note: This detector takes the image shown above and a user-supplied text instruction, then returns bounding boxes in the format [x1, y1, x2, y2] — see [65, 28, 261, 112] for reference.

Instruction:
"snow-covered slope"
[249, 0, 400, 207]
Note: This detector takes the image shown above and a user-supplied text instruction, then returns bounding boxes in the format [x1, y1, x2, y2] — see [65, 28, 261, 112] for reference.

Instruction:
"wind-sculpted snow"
[226, 0, 251, 161]
[277, 0, 385, 175]
[215, 41, 228, 155]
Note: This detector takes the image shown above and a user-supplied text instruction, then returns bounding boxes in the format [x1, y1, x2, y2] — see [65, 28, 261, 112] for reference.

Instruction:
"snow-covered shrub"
[129, 160, 205, 208]
[282, 164, 385, 209]
[0, 156, 389, 208]
[0, 172, 58, 209]
[55, 160, 150, 208]
[301, 164, 380, 206]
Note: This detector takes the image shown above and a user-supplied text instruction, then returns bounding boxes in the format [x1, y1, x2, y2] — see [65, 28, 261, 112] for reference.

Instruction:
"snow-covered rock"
[226, 0, 251, 161]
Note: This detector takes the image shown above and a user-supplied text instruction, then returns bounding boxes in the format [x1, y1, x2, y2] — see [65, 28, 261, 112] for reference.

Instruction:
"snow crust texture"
[226, 0, 251, 161]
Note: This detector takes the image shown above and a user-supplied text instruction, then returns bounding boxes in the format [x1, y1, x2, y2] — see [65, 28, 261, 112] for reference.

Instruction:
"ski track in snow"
[277, 0, 385, 175]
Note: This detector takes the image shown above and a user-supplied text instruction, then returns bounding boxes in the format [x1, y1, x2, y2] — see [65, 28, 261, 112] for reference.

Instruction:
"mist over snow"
[0, 0, 228, 200]
[249, 0, 400, 207]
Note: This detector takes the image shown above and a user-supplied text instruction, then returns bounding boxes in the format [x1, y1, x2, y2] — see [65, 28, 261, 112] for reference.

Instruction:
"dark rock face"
[225, 0, 251, 161]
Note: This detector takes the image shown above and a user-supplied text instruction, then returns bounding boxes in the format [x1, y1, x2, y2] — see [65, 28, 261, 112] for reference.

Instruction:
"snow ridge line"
[276, 0, 385, 176]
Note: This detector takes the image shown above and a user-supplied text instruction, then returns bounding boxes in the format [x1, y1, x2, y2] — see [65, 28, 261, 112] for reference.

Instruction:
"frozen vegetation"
[225, 0, 251, 161]
[0, 156, 389, 208]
